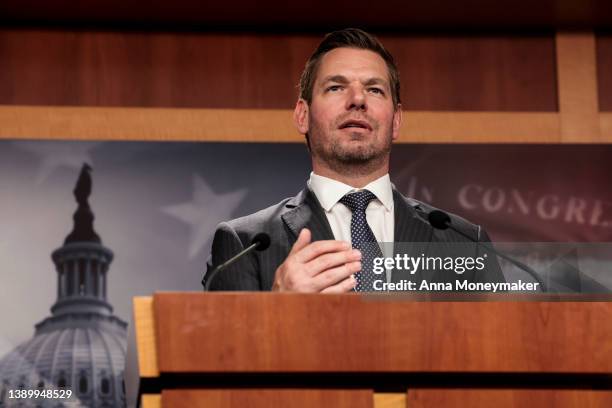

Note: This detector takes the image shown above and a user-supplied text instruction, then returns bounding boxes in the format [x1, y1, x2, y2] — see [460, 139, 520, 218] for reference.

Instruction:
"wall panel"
[0, 29, 558, 111]
[597, 32, 612, 111]
[386, 34, 557, 111]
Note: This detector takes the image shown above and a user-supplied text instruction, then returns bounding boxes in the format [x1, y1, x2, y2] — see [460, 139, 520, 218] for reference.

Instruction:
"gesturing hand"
[272, 228, 361, 293]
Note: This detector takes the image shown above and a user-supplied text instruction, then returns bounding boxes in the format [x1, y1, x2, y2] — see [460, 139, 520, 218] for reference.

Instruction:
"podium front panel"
[153, 293, 612, 374]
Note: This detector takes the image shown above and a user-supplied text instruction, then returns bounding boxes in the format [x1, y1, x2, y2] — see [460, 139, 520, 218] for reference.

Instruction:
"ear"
[293, 98, 309, 135]
[391, 104, 402, 141]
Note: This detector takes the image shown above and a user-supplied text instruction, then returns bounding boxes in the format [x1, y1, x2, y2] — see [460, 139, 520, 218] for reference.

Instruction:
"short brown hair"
[298, 28, 401, 108]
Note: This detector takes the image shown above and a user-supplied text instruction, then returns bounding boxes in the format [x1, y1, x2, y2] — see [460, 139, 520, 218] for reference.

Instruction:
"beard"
[308, 112, 393, 173]
[326, 133, 390, 163]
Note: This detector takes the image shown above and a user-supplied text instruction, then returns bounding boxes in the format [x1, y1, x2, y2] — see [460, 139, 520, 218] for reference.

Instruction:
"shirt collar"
[307, 172, 394, 212]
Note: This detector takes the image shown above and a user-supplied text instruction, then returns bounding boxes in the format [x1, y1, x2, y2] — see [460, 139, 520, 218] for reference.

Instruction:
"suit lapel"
[391, 189, 438, 283]
[282, 188, 435, 243]
[281, 188, 335, 242]
[393, 189, 434, 243]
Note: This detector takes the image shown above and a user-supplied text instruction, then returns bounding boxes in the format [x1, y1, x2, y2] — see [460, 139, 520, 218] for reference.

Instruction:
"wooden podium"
[127, 293, 612, 407]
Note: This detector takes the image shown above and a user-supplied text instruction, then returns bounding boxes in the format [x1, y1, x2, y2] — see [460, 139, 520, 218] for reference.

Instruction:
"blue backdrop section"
[0, 141, 313, 360]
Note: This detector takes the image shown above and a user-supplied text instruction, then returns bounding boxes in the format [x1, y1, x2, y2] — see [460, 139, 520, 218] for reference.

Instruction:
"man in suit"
[205, 28, 505, 292]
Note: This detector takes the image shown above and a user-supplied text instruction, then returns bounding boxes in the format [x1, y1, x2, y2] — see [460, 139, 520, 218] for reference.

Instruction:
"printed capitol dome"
[0, 164, 127, 408]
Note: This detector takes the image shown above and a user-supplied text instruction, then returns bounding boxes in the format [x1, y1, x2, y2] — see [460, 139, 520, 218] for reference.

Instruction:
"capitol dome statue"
[0, 164, 127, 407]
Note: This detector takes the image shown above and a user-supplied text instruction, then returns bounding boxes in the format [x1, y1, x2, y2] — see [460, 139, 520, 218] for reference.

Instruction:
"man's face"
[295, 47, 401, 168]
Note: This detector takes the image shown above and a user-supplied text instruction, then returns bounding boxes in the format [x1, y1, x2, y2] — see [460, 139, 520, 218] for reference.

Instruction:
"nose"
[345, 84, 367, 111]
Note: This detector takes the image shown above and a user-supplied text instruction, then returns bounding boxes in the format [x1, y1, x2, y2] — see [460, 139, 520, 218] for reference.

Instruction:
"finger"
[306, 249, 362, 277]
[320, 274, 357, 294]
[312, 261, 361, 289]
[288, 228, 312, 256]
[294, 239, 352, 263]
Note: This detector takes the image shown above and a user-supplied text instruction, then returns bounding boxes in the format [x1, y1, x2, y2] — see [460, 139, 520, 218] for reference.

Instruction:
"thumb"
[289, 228, 311, 255]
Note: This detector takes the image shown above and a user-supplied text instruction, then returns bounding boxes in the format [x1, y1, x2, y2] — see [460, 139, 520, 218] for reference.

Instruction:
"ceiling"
[1, 0, 612, 31]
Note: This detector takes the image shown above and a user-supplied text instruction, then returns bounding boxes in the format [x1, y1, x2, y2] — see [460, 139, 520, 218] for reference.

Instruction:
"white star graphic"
[12, 141, 100, 184]
[162, 174, 248, 259]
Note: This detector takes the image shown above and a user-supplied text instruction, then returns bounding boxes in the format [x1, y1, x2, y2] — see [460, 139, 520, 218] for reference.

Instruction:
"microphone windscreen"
[428, 210, 451, 230]
[252, 232, 271, 251]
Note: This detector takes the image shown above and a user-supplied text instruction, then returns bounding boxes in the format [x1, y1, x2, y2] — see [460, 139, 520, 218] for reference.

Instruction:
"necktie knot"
[339, 190, 378, 213]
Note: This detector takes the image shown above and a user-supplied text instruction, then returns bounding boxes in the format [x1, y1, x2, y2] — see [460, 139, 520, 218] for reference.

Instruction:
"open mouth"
[339, 119, 372, 131]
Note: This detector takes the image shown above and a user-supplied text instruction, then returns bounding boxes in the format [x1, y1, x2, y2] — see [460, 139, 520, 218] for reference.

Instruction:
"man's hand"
[272, 228, 361, 293]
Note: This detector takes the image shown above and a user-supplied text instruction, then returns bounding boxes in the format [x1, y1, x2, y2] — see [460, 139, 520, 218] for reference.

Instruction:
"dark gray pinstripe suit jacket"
[205, 187, 505, 290]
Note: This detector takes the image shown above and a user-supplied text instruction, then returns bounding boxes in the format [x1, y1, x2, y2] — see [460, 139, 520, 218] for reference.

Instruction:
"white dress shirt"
[307, 172, 395, 282]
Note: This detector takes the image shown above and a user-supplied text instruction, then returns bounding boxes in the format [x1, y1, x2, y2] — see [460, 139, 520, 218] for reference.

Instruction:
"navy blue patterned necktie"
[339, 190, 384, 292]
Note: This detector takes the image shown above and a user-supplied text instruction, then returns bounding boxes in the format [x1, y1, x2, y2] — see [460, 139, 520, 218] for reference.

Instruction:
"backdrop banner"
[0, 140, 610, 406]
[390, 145, 612, 242]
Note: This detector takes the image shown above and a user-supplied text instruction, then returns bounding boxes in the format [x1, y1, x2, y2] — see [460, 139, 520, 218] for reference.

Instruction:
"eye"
[368, 87, 384, 95]
[326, 85, 343, 92]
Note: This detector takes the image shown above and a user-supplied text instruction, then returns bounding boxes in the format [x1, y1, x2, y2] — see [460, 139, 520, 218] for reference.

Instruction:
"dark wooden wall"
[0, 29, 558, 111]
[597, 33, 612, 111]
[1, 28, 610, 142]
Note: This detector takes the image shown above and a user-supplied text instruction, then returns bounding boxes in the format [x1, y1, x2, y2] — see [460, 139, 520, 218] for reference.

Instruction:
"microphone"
[427, 210, 547, 291]
[428, 210, 452, 231]
[203, 232, 271, 291]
